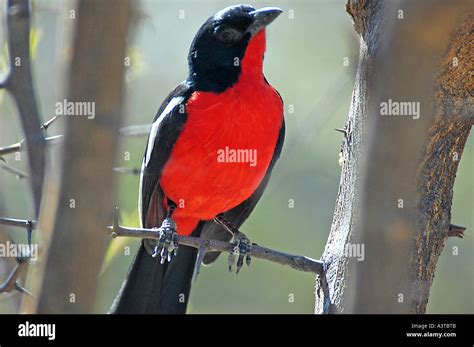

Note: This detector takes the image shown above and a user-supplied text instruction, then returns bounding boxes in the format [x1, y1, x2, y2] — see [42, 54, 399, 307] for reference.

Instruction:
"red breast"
[160, 31, 283, 235]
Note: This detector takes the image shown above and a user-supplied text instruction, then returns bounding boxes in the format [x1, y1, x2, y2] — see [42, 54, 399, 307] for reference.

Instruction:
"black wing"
[201, 118, 285, 264]
[139, 81, 194, 228]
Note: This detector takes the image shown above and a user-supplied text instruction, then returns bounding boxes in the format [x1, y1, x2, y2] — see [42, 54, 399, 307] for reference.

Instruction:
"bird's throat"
[240, 30, 266, 81]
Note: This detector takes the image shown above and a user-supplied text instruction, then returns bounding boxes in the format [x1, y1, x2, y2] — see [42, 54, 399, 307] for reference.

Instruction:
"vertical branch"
[412, 14, 473, 313]
[316, 0, 472, 313]
[315, 0, 387, 314]
[2, 0, 46, 215]
[21, 0, 132, 313]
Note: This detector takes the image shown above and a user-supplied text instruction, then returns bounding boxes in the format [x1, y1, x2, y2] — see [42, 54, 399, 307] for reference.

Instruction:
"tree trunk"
[316, 0, 473, 314]
[20, 0, 132, 313]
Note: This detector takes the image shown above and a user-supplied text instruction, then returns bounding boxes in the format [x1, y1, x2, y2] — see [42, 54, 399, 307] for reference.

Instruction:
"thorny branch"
[0, 256, 32, 296]
[0, 0, 48, 300]
[0, 205, 463, 298]
[0, 225, 34, 296]
[108, 209, 324, 275]
[0, 123, 149, 159]
[0, 114, 62, 179]
[0, 122, 147, 178]
[1, 122, 149, 153]
[0, 161, 28, 179]
[1, 0, 46, 214]
[112, 225, 324, 274]
[0, 213, 324, 276]
[119, 124, 151, 137]
[0, 216, 37, 230]
[1, 139, 145, 182]
[0, 135, 63, 158]
[0, 114, 62, 159]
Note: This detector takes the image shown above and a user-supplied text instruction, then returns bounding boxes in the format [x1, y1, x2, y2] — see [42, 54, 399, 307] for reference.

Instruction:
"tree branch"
[0, 76, 9, 89]
[0, 257, 30, 295]
[0, 122, 147, 159]
[0, 162, 28, 179]
[2, 0, 47, 215]
[0, 214, 323, 275]
[119, 124, 151, 137]
[0, 227, 34, 297]
[24, 0, 133, 314]
[113, 166, 141, 175]
[0, 114, 147, 160]
[448, 224, 466, 238]
[0, 216, 36, 229]
[0, 135, 62, 158]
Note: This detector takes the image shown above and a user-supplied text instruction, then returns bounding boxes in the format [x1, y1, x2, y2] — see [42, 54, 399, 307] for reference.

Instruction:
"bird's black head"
[187, 5, 282, 93]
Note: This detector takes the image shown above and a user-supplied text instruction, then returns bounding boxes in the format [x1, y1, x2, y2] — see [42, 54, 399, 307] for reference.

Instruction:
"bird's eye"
[216, 28, 240, 43]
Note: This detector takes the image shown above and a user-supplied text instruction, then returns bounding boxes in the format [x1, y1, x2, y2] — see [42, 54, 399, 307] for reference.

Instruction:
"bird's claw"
[228, 233, 252, 274]
[152, 217, 179, 263]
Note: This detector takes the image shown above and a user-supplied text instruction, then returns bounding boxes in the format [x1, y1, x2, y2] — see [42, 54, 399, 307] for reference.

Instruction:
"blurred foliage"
[29, 27, 43, 60]
[100, 209, 139, 277]
[125, 46, 145, 82]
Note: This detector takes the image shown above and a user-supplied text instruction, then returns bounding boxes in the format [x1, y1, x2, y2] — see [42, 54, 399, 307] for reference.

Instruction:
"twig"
[0, 211, 323, 275]
[0, 76, 9, 89]
[0, 114, 61, 179]
[0, 135, 62, 158]
[113, 167, 141, 175]
[119, 124, 151, 136]
[0, 162, 28, 178]
[0, 119, 144, 159]
[0, 257, 30, 294]
[3, 0, 47, 215]
[41, 114, 61, 131]
[0, 222, 36, 297]
[448, 224, 467, 238]
[0, 140, 23, 157]
[109, 217, 324, 275]
[0, 237, 33, 296]
[0, 216, 37, 230]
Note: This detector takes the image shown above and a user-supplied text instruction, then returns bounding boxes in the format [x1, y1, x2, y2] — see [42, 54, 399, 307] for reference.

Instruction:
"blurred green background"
[0, 0, 472, 313]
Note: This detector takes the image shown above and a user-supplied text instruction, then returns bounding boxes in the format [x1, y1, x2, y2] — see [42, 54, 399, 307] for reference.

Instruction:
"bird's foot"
[228, 232, 252, 274]
[152, 217, 179, 264]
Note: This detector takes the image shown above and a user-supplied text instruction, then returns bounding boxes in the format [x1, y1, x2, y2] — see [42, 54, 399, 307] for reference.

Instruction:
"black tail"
[111, 233, 199, 314]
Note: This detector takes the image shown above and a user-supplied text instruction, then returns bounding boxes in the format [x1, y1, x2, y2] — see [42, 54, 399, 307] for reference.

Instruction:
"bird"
[112, 4, 285, 314]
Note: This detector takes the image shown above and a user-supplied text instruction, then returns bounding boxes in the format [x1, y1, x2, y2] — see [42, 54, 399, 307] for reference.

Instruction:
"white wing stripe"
[144, 96, 185, 166]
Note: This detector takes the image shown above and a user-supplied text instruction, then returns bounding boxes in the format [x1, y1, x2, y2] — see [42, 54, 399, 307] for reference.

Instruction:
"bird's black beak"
[246, 7, 282, 36]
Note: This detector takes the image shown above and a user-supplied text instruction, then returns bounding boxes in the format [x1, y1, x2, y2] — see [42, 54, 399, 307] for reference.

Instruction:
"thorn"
[160, 248, 167, 264]
[334, 127, 347, 135]
[448, 224, 466, 238]
[246, 254, 251, 267]
[112, 206, 120, 234]
[41, 115, 60, 131]
[193, 242, 208, 282]
[45, 135, 63, 145]
[113, 167, 141, 175]
[27, 222, 33, 248]
[14, 282, 33, 296]
[0, 162, 29, 178]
